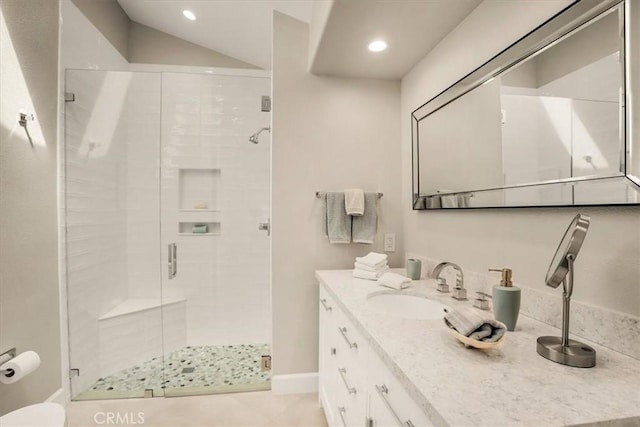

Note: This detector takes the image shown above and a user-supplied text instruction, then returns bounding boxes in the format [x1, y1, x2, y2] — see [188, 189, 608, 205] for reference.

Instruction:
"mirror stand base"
[536, 336, 596, 368]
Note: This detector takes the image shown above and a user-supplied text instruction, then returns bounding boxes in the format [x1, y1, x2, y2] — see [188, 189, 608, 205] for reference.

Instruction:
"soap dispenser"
[489, 268, 520, 331]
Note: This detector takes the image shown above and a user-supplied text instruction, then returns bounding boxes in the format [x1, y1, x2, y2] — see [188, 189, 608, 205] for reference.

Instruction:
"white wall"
[60, 0, 129, 71]
[401, 1, 640, 316]
[272, 11, 402, 376]
[0, 0, 61, 414]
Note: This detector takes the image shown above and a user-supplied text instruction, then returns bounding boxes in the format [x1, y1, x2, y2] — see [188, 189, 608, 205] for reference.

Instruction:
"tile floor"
[76, 344, 270, 400]
[66, 391, 328, 427]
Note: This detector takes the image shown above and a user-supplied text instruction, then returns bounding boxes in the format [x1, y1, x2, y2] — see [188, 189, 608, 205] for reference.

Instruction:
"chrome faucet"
[432, 262, 467, 300]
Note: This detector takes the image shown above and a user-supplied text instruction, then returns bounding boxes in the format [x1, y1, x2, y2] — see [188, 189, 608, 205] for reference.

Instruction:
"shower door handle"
[168, 243, 177, 279]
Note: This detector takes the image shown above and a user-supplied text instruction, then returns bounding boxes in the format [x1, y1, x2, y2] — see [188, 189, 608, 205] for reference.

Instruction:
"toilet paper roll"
[0, 351, 40, 384]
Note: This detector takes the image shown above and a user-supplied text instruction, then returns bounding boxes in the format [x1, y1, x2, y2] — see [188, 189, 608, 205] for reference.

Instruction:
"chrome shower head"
[249, 127, 270, 144]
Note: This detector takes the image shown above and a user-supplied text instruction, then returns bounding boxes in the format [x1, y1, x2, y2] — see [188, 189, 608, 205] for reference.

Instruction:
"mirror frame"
[411, 0, 640, 209]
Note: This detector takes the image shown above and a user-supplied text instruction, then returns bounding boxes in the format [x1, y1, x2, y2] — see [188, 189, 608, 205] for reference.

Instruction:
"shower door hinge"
[261, 355, 271, 371]
[69, 368, 80, 378]
[261, 95, 271, 112]
[64, 92, 75, 103]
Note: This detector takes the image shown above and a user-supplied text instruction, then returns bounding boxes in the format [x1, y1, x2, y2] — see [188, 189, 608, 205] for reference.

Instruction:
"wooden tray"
[448, 328, 505, 349]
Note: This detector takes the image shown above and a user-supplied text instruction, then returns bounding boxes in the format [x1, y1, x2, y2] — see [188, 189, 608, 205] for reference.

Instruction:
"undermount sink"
[367, 292, 448, 320]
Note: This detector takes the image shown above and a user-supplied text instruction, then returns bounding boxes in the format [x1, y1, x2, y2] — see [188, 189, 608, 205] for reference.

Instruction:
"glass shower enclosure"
[63, 69, 271, 399]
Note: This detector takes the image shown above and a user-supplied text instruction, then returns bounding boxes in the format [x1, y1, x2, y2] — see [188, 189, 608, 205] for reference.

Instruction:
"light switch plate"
[384, 233, 396, 252]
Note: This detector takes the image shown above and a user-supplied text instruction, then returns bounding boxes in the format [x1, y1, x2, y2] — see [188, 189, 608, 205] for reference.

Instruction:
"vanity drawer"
[368, 350, 434, 427]
[335, 370, 368, 427]
[334, 308, 368, 366]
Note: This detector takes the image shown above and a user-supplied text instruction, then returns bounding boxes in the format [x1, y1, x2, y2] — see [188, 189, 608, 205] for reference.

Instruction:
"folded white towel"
[344, 189, 365, 216]
[377, 272, 411, 290]
[444, 307, 506, 342]
[354, 261, 388, 272]
[355, 252, 387, 268]
[353, 267, 388, 280]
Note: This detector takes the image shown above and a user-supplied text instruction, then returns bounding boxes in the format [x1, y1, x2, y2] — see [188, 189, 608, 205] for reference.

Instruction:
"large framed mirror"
[411, 0, 640, 209]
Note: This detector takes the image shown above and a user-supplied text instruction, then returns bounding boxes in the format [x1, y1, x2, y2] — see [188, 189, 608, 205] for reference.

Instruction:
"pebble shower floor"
[75, 344, 271, 400]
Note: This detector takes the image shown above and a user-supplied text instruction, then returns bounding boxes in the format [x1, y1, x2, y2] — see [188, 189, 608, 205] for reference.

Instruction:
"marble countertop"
[316, 269, 640, 427]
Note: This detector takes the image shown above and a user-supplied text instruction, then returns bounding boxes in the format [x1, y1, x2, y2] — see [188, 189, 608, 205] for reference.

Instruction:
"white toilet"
[0, 402, 66, 427]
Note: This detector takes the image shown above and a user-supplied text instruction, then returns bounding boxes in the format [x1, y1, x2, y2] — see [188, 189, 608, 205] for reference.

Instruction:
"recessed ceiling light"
[182, 10, 196, 21]
[368, 40, 387, 52]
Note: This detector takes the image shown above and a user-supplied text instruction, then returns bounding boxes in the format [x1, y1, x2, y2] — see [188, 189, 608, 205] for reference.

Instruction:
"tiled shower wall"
[126, 74, 162, 299]
[65, 70, 271, 396]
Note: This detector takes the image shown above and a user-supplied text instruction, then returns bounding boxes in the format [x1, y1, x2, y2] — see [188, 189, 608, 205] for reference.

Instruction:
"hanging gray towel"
[325, 192, 351, 244]
[352, 193, 377, 244]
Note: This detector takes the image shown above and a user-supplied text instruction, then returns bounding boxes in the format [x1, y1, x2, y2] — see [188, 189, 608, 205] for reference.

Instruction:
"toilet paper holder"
[0, 348, 17, 376]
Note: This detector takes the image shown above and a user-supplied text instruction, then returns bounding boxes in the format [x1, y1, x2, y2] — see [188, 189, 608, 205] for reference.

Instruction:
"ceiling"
[310, 0, 482, 79]
[117, 0, 482, 79]
[117, 0, 315, 70]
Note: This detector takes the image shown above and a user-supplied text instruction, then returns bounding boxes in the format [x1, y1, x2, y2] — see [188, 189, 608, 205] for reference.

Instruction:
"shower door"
[64, 69, 271, 400]
[158, 72, 272, 396]
[64, 70, 165, 399]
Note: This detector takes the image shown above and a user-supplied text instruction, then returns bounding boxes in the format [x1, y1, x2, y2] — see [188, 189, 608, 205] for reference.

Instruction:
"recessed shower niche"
[178, 168, 221, 236]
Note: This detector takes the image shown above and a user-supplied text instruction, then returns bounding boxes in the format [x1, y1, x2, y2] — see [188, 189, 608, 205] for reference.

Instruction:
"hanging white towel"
[355, 252, 387, 268]
[377, 272, 411, 290]
[324, 193, 351, 244]
[344, 189, 365, 216]
[352, 193, 378, 244]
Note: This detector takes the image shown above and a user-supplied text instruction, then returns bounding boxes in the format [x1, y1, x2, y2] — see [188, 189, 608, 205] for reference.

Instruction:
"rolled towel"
[441, 195, 458, 208]
[344, 188, 365, 216]
[354, 261, 388, 272]
[353, 267, 389, 281]
[377, 272, 411, 290]
[444, 307, 506, 342]
[355, 252, 388, 268]
[192, 224, 208, 234]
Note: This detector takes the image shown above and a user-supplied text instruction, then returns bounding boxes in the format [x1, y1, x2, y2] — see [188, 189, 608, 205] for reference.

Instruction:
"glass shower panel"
[64, 70, 165, 399]
[159, 72, 272, 396]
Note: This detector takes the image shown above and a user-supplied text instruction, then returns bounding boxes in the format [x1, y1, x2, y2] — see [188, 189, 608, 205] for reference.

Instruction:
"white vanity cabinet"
[319, 287, 431, 427]
[319, 287, 369, 427]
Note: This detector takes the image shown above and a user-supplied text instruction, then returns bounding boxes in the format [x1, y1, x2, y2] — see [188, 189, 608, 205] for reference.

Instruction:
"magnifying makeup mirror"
[537, 214, 596, 368]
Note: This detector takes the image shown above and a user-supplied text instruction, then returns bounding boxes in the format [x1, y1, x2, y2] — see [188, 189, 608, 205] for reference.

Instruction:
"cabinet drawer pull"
[320, 298, 333, 311]
[338, 406, 348, 427]
[376, 384, 414, 427]
[339, 327, 358, 349]
[338, 368, 357, 395]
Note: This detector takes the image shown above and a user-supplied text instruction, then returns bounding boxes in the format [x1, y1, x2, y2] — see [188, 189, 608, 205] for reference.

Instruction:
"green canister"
[489, 268, 520, 331]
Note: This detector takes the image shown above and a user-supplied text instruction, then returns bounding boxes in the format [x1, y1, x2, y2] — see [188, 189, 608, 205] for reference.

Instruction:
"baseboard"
[46, 387, 68, 406]
[271, 372, 318, 395]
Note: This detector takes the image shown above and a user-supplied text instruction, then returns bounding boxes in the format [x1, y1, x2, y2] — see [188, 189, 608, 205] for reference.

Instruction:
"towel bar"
[315, 191, 383, 199]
